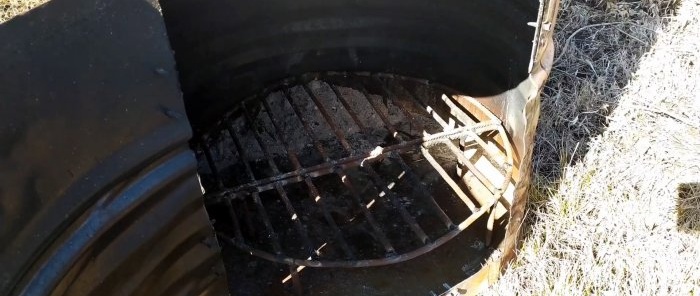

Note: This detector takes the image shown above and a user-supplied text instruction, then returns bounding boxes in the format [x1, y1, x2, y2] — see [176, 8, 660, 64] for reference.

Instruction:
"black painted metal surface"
[159, 0, 539, 132]
[0, 0, 226, 294]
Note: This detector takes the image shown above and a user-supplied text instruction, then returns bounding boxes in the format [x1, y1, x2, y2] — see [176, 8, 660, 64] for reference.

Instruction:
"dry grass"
[488, 0, 700, 294]
[533, 0, 680, 181]
[678, 183, 700, 232]
[0, 0, 48, 23]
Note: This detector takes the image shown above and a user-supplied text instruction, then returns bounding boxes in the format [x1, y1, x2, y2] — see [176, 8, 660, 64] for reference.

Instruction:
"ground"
[2, 0, 699, 295]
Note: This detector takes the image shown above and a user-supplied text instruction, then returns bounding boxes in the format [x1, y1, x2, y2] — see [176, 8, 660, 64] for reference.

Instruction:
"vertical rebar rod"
[201, 143, 244, 242]
[395, 82, 515, 201]
[400, 81, 512, 179]
[346, 80, 480, 212]
[392, 154, 455, 228]
[419, 145, 478, 211]
[279, 89, 357, 259]
[201, 143, 224, 189]
[352, 81, 479, 230]
[441, 137, 499, 194]
[261, 96, 396, 256]
[240, 102, 315, 255]
[226, 126, 283, 254]
[301, 82, 429, 244]
[329, 84, 455, 230]
[301, 84, 353, 152]
[392, 79, 515, 245]
[392, 82, 502, 197]
[437, 93, 507, 171]
[224, 199, 244, 242]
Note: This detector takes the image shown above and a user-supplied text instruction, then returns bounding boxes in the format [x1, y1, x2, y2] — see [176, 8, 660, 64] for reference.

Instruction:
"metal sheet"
[0, 0, 226, 294]
[445, 0, 560, 294]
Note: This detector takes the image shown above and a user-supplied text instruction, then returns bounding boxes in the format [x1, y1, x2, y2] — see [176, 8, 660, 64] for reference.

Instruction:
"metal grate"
[197, 73, 514, 268]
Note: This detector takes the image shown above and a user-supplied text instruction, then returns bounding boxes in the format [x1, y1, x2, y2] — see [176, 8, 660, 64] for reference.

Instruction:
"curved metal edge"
[444, 0, 560, 294]
[220, 203, 492, 268]
[14, 148, 226, 296]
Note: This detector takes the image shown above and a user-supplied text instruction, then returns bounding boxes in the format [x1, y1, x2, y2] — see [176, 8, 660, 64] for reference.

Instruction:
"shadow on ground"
[531, 0, 679, 184]
[677, 182, 700, 233]
[522, 0, 682, 237]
